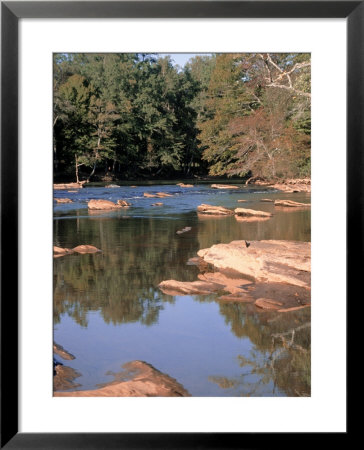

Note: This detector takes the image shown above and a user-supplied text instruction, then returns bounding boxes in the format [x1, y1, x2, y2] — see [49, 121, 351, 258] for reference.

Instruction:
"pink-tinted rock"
[197, 240, 311, 288]
[211, 184, 239, 189]
[54, 360, 190, 397]
[54, 198, 73, 203]
[197, 204, 234, 215]
[88, 199, 121, 210]
[117, 200, 131, 207]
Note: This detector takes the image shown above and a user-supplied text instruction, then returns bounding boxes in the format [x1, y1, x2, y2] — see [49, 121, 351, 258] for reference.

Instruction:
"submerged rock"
[197, 204, 234, 216]
[156, 192, 173, 198]
[177, 183, 194, 188]
[260, 198, 274, 202]
[211, 184, 239, 189]
[88, 199, 122, 210]
[54, 360, 190, 397]
[105, 184, 120, 188]
[234, 208, 272, 218]
[274, 200, 311, 208]
[176, 226, 192, 234]
[152, 202, 164, 206]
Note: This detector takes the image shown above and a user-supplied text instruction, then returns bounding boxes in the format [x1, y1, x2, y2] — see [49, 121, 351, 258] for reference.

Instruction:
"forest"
[53, 53, 311, 182]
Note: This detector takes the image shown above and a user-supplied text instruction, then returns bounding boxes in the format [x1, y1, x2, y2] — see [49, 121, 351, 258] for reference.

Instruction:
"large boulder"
[198, 240, 310, 288]
[88, 199, 122, 210]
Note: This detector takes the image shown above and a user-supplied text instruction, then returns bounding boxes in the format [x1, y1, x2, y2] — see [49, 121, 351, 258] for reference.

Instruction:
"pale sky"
[158, 53, 211, 67]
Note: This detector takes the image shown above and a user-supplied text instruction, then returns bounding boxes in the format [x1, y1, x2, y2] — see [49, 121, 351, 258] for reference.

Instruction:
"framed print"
[1, 1, 357, 447]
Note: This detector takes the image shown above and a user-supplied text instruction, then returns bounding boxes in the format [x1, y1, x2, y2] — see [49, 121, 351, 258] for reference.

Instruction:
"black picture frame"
[1, 1, 357, 448]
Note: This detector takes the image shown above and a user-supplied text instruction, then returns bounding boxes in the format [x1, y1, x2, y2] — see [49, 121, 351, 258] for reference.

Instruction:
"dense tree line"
[54, 53, 310, 182]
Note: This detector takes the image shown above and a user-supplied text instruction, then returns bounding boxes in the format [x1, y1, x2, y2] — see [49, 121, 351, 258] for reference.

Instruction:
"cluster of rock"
[270, 180, 311, 193]
[158, 240, 311, 314]
[53, 245, 101, 258]
[245, 177, 311, 193]
[197, 204, 272, 220]
[144, 192, 174, 198]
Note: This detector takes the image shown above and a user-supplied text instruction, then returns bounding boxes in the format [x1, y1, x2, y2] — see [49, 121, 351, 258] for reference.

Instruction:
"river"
[53, 183, 311, 397]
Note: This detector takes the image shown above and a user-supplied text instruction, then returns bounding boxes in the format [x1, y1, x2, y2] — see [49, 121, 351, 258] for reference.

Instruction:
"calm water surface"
[54, 183, 311, 396]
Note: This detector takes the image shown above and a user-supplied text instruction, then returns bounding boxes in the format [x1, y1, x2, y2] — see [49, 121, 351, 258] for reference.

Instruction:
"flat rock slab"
[54, 182, 84, 190]
[260, 199, 274, 202]
[211, 184, 239, 189]
[177, 183, 194, 188]
[156, 192, 173, 197]
[88, 199, 122, 210]
[54, 361, 190, 397]
[197, 204, 235, 215]
[234, 208, 272, 218]
[198, 240, 311, 288]
[152, 202, 164, 206]
[275, 200, 311, 207]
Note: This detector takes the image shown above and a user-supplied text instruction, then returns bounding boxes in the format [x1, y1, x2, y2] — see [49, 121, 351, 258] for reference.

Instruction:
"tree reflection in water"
[209, 302, 311, 396]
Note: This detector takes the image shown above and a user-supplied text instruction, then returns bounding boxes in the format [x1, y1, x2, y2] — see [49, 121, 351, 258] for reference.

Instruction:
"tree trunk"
[75, 155, 79, 184]
[87, 161, 97, 182]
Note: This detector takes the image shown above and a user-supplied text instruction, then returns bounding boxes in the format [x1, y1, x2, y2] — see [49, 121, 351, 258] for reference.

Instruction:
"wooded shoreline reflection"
[54, 206, 310, 396]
